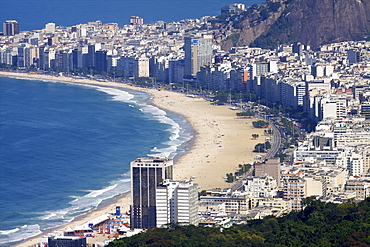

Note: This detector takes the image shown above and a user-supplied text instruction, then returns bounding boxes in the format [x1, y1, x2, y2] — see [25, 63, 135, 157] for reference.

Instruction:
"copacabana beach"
[0, 71, 267, 246]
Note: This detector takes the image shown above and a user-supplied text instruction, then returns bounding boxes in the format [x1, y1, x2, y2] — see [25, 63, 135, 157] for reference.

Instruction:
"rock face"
[222, 0, 370, 50]
[285, 0, 370, 48]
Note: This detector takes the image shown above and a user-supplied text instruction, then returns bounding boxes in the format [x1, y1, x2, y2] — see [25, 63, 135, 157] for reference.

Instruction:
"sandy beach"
[0, 71, 267, 246]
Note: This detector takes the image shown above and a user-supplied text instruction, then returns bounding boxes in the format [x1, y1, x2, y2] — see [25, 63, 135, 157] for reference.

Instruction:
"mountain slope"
[222, 0, 370, 50]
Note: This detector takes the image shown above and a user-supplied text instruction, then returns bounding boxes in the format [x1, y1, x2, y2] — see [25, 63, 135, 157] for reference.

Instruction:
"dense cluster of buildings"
[1, 2, 370, 245]
[1, 15, 369, 119]
[130, 157, 199, 229]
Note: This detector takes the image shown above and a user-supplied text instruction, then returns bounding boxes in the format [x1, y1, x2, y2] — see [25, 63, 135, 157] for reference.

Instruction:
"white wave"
[0, 227, 19, 235]
[96, 87, 135, 103]
[139, 104, 184, 156]
[148, 145, 178, 159]
[94, 86, 189, 159]
[38, 208, 70, 221]
[29, 177, 131, 239]
[0, 224, 41, 245]
[85, 184, 118, 198]
[91, 86, 194, 162]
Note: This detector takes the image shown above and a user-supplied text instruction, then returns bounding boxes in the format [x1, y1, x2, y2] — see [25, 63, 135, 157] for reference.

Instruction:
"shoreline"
[0, 71, 267, 246]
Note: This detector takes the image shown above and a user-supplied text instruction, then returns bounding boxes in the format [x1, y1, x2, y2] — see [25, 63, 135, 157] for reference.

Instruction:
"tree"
[107, 198, 370, 247]
[226, 173, 235, 183]
[252, 134, 259, 139]
[252, 120, 269, 128]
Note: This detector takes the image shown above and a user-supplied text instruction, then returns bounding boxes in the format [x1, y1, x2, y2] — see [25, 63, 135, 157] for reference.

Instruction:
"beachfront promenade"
[266, 121, 282, 159]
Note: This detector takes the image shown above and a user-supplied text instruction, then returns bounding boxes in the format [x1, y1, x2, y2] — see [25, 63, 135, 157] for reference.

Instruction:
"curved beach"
[0, 71, 267, 246]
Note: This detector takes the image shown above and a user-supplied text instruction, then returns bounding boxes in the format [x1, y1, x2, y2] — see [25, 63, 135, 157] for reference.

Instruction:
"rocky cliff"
[221, 0, 370, 50]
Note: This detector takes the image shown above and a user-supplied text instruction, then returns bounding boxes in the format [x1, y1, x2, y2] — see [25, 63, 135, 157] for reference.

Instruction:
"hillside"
[107, 198, 370, 246]
[221, 0, 370, 50]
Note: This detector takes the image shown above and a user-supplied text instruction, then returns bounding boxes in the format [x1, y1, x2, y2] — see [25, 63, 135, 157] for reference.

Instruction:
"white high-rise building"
[45, 23, 56, 33]
[320, 96, 347, 120]
[156, 180, 199, 227]
[244, 176, 278, 198]
[280, 79, 306, 108]
[344, 152, 364, 177]
[134, 56, 149, 77]
[311, 65, 324, 78]
[184, 33, 213, 78]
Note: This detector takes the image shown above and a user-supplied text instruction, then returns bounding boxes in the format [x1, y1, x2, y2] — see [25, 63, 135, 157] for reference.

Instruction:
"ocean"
[0, 76, 192, 245]
[0, 0, 264, 32]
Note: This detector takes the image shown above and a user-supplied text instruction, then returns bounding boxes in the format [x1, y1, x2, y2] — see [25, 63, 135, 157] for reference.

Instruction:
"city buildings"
[130, 16, 144, 25]
[48, 236, 86, 247]
[3, 20, 20, 36]
[130, 157, 173, 229]
[156, 179, 199, 227]
[184, 33, 213, 79]
[1, 9, 370, 223]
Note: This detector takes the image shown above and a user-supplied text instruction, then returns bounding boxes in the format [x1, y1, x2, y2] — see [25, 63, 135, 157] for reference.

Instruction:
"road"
[230, 167, 254, 192]
[230, 120, 283, 192]
[265, 121, 282, 159]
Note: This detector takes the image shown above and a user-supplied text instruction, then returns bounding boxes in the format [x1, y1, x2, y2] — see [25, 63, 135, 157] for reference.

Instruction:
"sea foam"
[95, 86, 191, 159]
[0, 225, 41, 245]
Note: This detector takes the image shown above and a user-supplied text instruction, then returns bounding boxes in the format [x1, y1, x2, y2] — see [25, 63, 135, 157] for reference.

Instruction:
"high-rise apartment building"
[45, 22, 56, 34]
[130, 16, 144, 25]
[156, 180, 199, 228]
[282, 175, 305, 211]
[348, 49, 361, 64]
[184, 34, 213, 79]
[3, 20, 20, 36]
[254, 158, 281, 186]
[130, 157, 173, 229]
[361, 103, 370, 119]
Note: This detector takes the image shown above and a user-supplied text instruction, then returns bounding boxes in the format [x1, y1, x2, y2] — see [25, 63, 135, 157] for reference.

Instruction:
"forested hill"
[108, 198, 370, 247]
[221, 0, 370, 50]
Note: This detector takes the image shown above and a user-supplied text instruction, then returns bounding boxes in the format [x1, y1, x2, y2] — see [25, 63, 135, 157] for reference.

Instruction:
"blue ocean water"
[0, 0, 265, 32]
[0, 77, 192, 245]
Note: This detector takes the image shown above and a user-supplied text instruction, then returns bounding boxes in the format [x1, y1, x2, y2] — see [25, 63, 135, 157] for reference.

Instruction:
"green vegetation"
[236, 111, 254, 117]
[107, 198, 370, 247]
[281, 117, 295, 136]
[256, 100, 316, 132]
[213, 12, 233, 25]
[254, 141, 271, 152]
[198, 190, 207, 198]
[226, 172, 236, 183]
[264, 129, 272, 135]
[235, 163, 252, 176]
[252, 120, 269, 128]
[224, 33, 240, 47]
[276, 152, 290, 162]
[226, 164, 252, 183]
[252, 134, 259, 139]
[213, 90, 258, 105]
[250, 6, 293, 50]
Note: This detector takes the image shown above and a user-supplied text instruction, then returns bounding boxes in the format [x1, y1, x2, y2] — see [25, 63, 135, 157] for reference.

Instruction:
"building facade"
[156, 180, 199, 227]
[130, 157, 173, 229]
[3, 20, 20, 36]
[184, 34, 213, 78]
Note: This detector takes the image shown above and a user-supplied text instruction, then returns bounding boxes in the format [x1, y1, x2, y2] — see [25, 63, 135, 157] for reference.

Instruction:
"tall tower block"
[130, 157, 173, 229]
[184, 34, 213, 79]
[3, 20, 20, 36]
